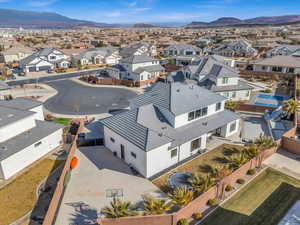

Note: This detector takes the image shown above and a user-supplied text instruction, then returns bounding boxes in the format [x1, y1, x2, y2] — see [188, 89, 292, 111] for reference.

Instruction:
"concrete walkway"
[263, 149, 300, 180]
[55, 146, 166, 225]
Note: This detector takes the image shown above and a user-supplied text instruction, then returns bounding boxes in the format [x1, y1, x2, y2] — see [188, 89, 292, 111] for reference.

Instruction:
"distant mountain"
[133, 23, 156, 28]
[186, 15, 300, 28]
[0, 8, 114, 28]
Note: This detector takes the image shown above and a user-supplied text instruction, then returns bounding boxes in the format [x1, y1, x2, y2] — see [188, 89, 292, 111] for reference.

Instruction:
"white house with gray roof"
[20, 48, 69, 72]
[213, 40, 257, 58]
[120, 42, 157, 58]
[0, 98, 63, 179]
[100, 82, 240, 178]
[266, 45, 300, 58]
[103, 55, 164, 85]
[182, 56, 253, 101]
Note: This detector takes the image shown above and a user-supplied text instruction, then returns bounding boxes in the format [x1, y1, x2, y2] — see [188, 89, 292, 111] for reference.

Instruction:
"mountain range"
[0, 8, 300, 29]
[186, 15, 300, 28]
[0, 8, 114, 28]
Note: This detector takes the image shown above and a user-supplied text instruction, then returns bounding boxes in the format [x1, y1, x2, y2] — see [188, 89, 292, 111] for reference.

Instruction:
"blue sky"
[0, 0, 300, 24]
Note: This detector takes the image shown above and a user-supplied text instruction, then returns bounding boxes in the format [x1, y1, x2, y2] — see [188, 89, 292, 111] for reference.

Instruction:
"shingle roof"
[0, 120, 63, 161]
[0, 106, 35, 128]
[0, 98, 42, 111]
[121, 55, 154, 64]
[253, 56, 300, 68]
[134, 64, 164, 74]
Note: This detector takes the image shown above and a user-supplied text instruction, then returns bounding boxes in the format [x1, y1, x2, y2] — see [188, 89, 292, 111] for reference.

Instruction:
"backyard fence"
[98, 146, 278, 225]
[42, 120, 84, 225]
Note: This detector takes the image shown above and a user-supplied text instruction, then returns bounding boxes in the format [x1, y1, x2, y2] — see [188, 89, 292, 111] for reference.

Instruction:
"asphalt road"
[44, 79, 137, 115]
[6, 69, 103, 86]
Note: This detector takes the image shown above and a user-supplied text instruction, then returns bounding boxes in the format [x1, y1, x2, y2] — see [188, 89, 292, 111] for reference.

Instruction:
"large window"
[272, 67, 283, 72]
[170, 148, 178, 158]
[188, 107, 208, 121]
[230, 121, 236, 132]
[191, 138, 202, 151]
[222, 77, 229, 84]
[287, 68, 295, 74]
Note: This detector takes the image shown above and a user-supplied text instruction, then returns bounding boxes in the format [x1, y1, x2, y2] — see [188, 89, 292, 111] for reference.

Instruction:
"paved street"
[55, 146, 166, 225]
[6, 69, 103, 86]
[43, 79, 137, 115]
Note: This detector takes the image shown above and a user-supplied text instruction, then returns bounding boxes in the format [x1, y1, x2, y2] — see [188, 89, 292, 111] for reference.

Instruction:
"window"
[272, 66, 283, 72]
[34, 141, 42, 148]
[188, 111, 195, 121]
[170, 148, 178, 158]
[246, 91, 250, 97]
[232, 92, 236, 98]
[141, 75, 144, 81]
[230, 121, 236, 132]
[195, 109, 202, 118]
[110, 137, 115, 143]
[201, 107, 208, 117]
[216, 102, 221, 111]
[222, 77, 229, 84]
[131, 152, 137, 158]
[191, 138, 201, 151]
[287, 68, 295, 74]
[50, 56, 56, 60]
[223, 92, 229, 97]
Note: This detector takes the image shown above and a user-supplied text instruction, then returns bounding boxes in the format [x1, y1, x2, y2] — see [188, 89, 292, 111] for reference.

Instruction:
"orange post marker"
[70, 157, 78, 169]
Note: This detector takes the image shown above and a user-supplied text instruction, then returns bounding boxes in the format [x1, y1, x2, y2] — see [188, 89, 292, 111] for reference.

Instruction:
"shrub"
[263, 89, 272, 93]
[45, 114, 54, 121]
[237, 178, 245, 184]
[207, 199, 219, 206]
[177, 218, 189, 225]
[193, 213, 203, 220]
[225, 185, 233, 192]
[247, 169, 256, 175]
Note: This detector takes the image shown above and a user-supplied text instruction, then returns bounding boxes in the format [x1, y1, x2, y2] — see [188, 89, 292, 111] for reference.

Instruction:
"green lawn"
[153, 144, 244, 193]
[54, 118, 72, 126]
[200, 168, 300, 225]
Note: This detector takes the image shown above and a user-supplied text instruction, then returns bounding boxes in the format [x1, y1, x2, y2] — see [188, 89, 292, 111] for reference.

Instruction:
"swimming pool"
[253, 93, 288, 107]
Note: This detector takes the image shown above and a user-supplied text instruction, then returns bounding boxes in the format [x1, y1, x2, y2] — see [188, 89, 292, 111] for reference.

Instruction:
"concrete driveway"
[264, 149, 300, 180]
[44, 79, 137, 115]
[55, 146, 166, 225]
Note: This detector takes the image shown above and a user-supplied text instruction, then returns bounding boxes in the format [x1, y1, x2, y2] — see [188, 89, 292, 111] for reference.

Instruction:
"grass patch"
[0, 158, 64, 225]
[54, 118, 72, 126]
[200, 168, 300, 225]
[152, 144, 244, 193]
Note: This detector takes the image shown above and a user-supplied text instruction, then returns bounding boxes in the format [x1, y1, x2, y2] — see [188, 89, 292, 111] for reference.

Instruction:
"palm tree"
[225, 101, 238, 111]
[215, 167, 232, 200]
[188, 174, 215, 195]
[143, 196, 171, 215]
[101, 198, 137, 218]
[254, 135, 277, 150]
[282, 99, 300, 120]
[168, 187, 194, 208]
[227, 151, 248, 170]
[244, 145, 261, 168]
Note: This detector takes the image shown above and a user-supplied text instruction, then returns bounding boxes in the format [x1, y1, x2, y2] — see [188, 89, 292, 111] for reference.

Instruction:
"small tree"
[101, 198, 137, 218]
[225, 101, 238, 111]
[283, 99, 300, 120]
[188, 174, 215, 195]
[169, 187, 193, 208]
[143, 196, 171, 215]
[254, 135, 277, 168]
[215, 167, 231, 200]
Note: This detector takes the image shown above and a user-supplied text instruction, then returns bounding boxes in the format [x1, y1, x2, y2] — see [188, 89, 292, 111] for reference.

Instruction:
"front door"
[120, 144, 125, 160]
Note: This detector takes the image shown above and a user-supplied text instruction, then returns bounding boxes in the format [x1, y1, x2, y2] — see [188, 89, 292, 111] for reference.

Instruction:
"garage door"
[28, 67, 36, 72]
[38, 66, 51, 71]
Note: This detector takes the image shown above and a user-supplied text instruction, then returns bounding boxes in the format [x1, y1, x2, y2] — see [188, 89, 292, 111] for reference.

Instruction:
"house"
[20, 48, 69, 72]
[72, 47, 120, 66]
[120, 42, 157, 58]
[104, 55, 164, 86]
[0, 98, 63, 179]
[181, 56, 253, 101]
[0, 43, 33, 63]
[251, 56, 300, 74]
[266, 45, 300, 57]
[213, 40, 258, 58]
[164, 44, 202, 57]
[100, 82, 240, 178]
[0, 80, 10, 100]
